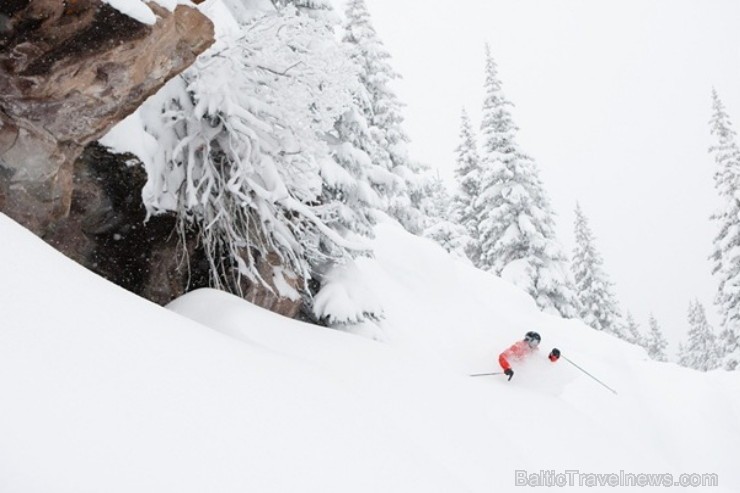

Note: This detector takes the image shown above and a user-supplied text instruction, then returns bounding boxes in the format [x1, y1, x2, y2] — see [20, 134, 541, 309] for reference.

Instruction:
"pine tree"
[624, 312, 646, 348]
[678, 300, 720, 371]
[572, 203, 623, 336]
[342, 0, 422, 233]
[708, 89, 740, 370]
[645, 314, 668, 362]
[417, 172, 450, 223]
[451, 108, 483, 264]
[320, 104, 385, 254]
[475, 44, 579, 318]
[422, 174, 474, 260]
[397, 159, 434, 234]
[295, 2, 389, 325]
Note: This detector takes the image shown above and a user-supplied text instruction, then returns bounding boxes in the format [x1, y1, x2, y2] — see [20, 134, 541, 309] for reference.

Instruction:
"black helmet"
[524, 331, 541, 344]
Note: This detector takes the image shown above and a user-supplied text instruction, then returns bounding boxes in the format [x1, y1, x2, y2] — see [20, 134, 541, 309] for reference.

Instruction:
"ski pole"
[562, 355, 618, 395]
[469, 372, 503, 377]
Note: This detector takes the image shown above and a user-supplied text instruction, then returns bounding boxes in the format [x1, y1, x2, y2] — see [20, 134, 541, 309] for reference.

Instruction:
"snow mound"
[0, 214, 465, 493]
[311, 258, 384, 325]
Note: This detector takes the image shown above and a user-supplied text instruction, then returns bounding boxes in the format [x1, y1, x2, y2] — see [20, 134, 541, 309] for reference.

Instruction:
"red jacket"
[498, 340, 537, 371]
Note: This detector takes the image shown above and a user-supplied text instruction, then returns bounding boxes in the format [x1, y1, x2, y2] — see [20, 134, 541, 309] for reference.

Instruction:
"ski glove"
[549, 348, 561, 362]
[504, 368, 514, 381]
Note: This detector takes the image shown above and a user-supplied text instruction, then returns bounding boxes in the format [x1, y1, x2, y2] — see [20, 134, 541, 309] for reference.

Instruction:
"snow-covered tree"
[421, 174, 473, 260]
[451, 108, 483, 264]
[645, 314, 668, 362]
[298, 7, 396, 324]
[271, 0, 332, 15]
[424, 222, 473, 261]
[417, 172, 450, 223]
[397, 160, 434, 234]
[475, 45, 579, 318]
[572, 203, 623, 336]
[141, 9, 367, 308]
[708, 89, 740, 370]
[624, 312, 646, 348]
[342, 0, 423, 233]
[319, 111, 382, 253]
[678, 299, 720, 371]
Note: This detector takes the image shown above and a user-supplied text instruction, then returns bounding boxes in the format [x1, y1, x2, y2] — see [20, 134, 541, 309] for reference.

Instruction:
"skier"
[499, 331, 560, 380]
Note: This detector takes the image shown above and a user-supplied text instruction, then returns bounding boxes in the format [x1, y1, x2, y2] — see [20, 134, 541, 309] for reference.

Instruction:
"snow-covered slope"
[1, 213, 738, 492]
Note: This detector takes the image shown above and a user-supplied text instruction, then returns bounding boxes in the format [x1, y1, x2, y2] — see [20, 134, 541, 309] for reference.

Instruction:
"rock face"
[0, 0, 214, 235]
[45, 143, 302, 312]
[0, 1, 304, 316]
[238, 251, 305, 320]
[44, 143, 211, 306]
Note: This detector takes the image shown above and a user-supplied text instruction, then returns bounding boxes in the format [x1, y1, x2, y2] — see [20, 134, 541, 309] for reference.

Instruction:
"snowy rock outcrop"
[0, 0, 214, 235]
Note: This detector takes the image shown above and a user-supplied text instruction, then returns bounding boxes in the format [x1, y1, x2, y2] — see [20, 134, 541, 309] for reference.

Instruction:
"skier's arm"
[499, 353, 514, 380]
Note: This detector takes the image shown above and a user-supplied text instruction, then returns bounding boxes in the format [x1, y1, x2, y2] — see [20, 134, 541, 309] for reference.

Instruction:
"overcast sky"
[335, 0, 740, 350]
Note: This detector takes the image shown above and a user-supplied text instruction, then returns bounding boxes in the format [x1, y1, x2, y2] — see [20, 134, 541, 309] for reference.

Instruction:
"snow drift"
[0, 212, 738, 492]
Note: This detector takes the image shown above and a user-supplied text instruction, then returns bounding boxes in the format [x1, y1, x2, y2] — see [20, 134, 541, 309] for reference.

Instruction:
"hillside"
[1, 213, 738, 492]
